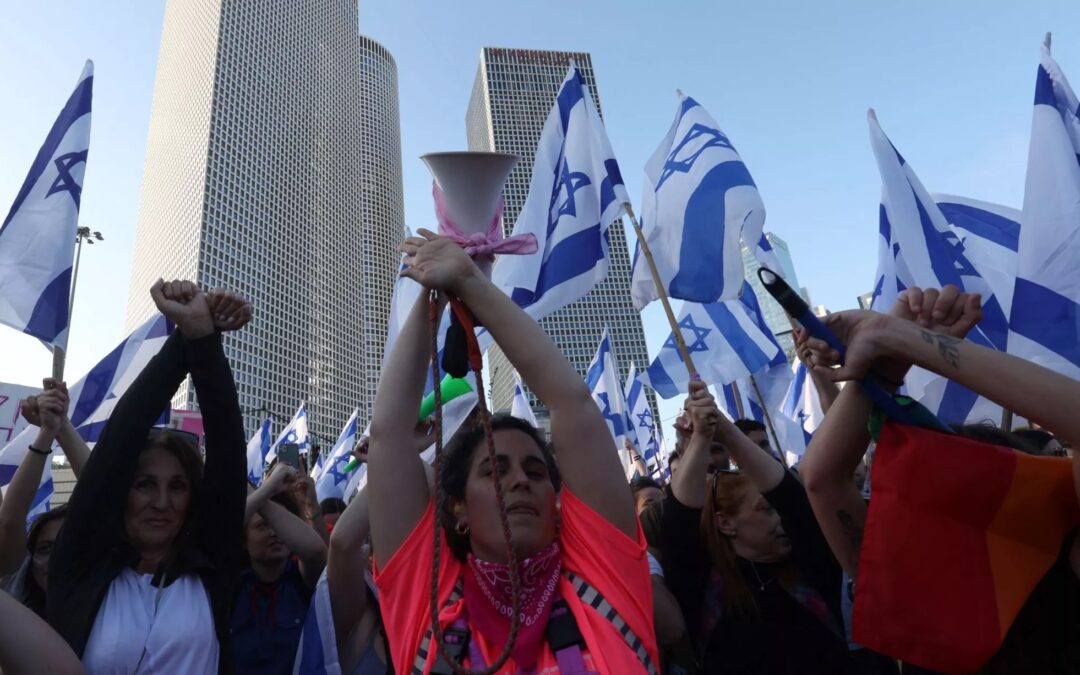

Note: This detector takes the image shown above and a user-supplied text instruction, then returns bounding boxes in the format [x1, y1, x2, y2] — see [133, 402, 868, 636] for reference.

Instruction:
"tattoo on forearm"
[919, 330, 961, 369]
[836, 510, 864, 572]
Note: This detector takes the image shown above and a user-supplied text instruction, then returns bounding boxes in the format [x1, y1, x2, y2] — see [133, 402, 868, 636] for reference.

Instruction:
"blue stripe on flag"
[937, 202, 1019, 252]
[1034, 65, 1056, 106]
[25, 267, 72, 341]
[1011, 277, 1080, 369]
[701, 301, 771, 370]
[557, 69, 585, 130]
[510, 225, 604, 307]
[668, 161, 756, 302]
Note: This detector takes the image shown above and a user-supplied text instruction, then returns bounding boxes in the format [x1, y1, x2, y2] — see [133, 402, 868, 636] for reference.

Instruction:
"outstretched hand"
[399, 229, 482, 296]
[889, 286, 982, 339]
[151, 279, 215, 339]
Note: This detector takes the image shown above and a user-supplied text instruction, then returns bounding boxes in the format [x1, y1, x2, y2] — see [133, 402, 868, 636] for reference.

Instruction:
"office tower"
[465, 47, 655, 430]
[126, 0, 402, 440]
[743, 232, 805, 362]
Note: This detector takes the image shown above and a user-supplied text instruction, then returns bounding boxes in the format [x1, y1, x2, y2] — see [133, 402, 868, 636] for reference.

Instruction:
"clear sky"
[2, 1, 1078, 431]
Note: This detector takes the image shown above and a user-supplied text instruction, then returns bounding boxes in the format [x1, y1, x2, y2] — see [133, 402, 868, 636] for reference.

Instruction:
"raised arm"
[328, 445, 373, 662]
[188, 289, 251, 576]
[367, 289, 439, 563]
[671, 381, 717, 508]
[800, 286, 983, 578]
[0, 385, 65, 575]
[246, 465, 326, 586]
[400, 229, 637, 537]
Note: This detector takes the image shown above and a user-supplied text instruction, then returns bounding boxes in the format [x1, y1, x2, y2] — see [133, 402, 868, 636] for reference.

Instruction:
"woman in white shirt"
[47, 280, 252, 674]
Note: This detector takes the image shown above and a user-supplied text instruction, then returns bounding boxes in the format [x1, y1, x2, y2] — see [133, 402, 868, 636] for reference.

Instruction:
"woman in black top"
[662, 380, 849, 674]
[47, 280, 251, 673]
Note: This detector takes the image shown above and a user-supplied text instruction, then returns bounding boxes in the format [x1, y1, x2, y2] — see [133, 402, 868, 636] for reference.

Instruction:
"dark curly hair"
[439, 413, 561, 561]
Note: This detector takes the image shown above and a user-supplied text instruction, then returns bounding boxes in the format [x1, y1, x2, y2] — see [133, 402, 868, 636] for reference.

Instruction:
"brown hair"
[701, 471, 758, 617]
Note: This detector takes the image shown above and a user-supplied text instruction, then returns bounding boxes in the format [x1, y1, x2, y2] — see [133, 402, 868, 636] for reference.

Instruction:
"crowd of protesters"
[0, 234, 1076, 674]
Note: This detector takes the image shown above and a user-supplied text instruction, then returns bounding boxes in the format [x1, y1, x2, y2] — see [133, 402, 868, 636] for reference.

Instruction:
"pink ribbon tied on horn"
[433, 182, 538, 261]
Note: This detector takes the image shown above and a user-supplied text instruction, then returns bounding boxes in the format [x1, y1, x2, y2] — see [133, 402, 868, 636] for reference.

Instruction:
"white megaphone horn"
[420, 151, 519, 278]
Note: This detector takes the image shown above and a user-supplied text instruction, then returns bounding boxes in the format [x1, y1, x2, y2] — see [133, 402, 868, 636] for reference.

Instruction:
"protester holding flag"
[232, 463, 327, 674]
[800, 286, 1080, 673]
[0, 381, 68, 576]
[368, 229, 657, 673]
[662, 379, 849, 673]
[46, 280, 251, 673]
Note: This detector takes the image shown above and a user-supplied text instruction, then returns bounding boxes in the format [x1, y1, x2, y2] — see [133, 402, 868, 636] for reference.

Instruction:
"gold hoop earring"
[455, 520, 470, 536]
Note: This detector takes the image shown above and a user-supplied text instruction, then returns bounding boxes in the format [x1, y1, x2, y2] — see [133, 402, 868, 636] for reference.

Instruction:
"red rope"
[427, 290, 522, 674]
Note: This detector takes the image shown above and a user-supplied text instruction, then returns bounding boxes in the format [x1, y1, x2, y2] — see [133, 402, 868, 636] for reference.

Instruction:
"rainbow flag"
[852, 422, 1079, 672]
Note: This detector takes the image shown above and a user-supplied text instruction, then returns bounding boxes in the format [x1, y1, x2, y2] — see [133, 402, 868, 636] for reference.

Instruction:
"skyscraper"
[743, 232, 804, 361]
[126, 0, 402, 441]
[465, 48, 655, 429]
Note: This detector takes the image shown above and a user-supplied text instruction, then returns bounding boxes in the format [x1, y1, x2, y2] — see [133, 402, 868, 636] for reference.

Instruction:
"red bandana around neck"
[462, 541, 563, 670]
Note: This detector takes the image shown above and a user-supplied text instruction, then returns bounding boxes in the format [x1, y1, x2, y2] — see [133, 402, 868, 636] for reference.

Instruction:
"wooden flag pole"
[749, 374, 787, 468]
[1001, 408, 1014, 433]
[52, 347, 65, 381]
[623, 202, 698, 377]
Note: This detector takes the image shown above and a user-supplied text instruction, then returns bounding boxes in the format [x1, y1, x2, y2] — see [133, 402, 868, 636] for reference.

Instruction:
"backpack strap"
[413, 580, 464, 675]
[565, 571, 657, 675]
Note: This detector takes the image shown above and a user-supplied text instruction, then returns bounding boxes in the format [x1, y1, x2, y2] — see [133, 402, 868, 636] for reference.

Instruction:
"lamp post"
[53, 226, 103, 379]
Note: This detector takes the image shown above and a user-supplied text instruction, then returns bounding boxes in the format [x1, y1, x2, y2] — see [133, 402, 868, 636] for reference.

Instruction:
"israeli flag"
[1011, 37, 1080, 382]
[781, 361, 825, 446]
[245, 417, 272, 486]
[624, 364, 660, 472]
[267, 403, 309, 465]
[720, 360, 808, 460]
[631, 94, 765, 310]
[868, 111, 1011, 424]
[0, 314, 173, 513]
[492, 65, 630, 322]
[585, 329, 633, 473]
[644, 282, 782, 400]
[511, 374, 538, 428]
[0, 61, 93, 347]
[314, 410, 359, 503]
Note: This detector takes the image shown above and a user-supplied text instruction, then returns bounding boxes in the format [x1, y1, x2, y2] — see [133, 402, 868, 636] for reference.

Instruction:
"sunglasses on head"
[147, 426, 200, 448]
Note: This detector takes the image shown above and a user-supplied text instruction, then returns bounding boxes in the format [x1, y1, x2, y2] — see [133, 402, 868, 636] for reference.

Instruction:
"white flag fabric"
[267, 403, 309, 465]
[510, 374, 538, 428]
[245, 417, 272, 486]
[314, 410, 359, 503]
[1011, 39, 1080, 382]
[492, 65, 630, 322]
[293, 570, 344, 675]
[644, 282, 782, 399]
[868, 111, 1011, 424]
[624, 364, 660, 473]
[781, 361, 825, 447]
[584, 329, 633, 474]
[0, 314, 172, 514]
[631, 94, 765, 310]
[0, 61, 93, 347]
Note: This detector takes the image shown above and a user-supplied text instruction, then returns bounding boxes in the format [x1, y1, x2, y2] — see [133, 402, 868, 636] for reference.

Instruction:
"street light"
[69, 226, 104, 328]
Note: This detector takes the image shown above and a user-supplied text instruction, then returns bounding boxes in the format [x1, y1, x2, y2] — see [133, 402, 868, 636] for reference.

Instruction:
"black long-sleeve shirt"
[661, 471, 849, 674]
[47, 331, 247, 674]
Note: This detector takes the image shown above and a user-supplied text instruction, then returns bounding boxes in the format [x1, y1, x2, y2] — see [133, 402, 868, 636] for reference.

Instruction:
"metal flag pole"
[52, 226, 104, 380]
[623, 202, 698, 377]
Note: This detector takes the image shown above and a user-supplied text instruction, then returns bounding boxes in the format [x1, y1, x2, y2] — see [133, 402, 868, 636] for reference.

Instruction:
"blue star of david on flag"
[326, 454, 350, 486]
[45, 150, 89, 208]
[665, 315, 711, 362]
[549, 159, 592, 223]
[656, 123, 733, 190]
[637, 407, 655, 433]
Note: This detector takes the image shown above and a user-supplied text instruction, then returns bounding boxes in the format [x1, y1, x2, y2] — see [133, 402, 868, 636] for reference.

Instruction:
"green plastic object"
[418, 375, 474, 420]
[344, 375, 473, 473]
